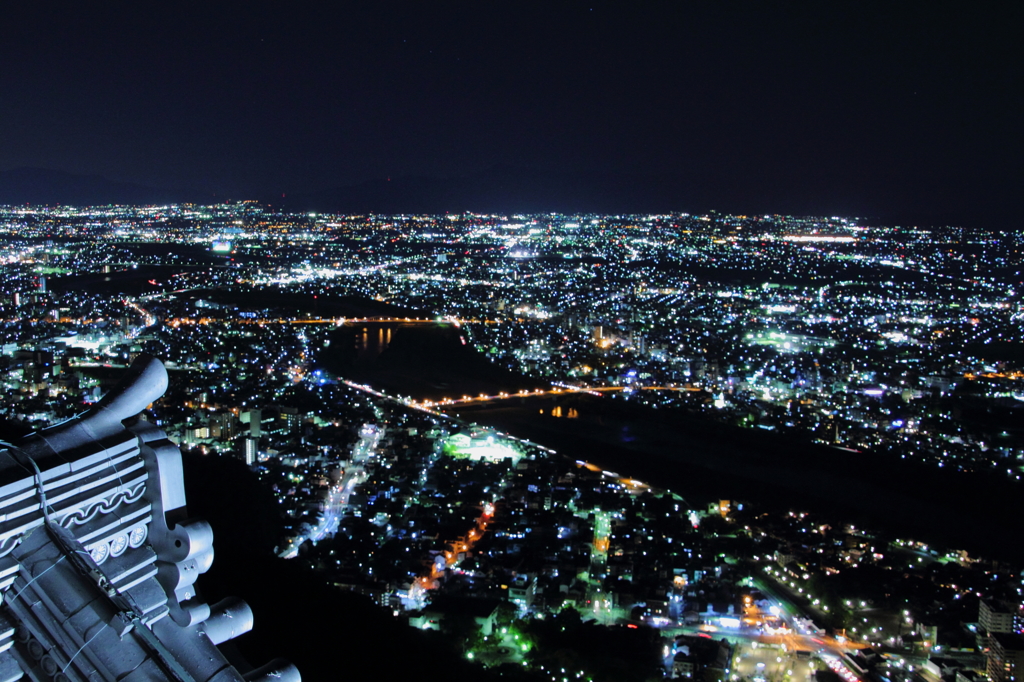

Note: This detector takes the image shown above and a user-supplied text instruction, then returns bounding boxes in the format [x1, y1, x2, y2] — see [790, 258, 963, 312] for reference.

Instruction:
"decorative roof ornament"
[0, 354, 298, 682]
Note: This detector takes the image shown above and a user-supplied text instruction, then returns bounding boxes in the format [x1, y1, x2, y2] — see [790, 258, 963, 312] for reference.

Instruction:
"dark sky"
[1, 1, 1021, 225]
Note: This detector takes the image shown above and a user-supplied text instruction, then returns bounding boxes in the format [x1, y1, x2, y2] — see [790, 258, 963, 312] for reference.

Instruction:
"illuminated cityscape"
[1, 0, 1021, 677]
[0, 203, 1022, 681]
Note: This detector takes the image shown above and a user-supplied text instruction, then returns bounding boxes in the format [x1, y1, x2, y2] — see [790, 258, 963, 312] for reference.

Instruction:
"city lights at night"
[0, 1, 1020, 680]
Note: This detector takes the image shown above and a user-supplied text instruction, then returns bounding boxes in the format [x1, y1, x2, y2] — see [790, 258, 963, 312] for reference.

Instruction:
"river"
[444, 394, 1024, 563]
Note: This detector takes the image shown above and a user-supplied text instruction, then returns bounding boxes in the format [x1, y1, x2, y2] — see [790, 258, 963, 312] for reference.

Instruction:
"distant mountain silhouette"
[276, 165, 703, 215]
[0, 167, 211, 206]
[275, 165, 1021, 229]
[4, 165, 1013, 229]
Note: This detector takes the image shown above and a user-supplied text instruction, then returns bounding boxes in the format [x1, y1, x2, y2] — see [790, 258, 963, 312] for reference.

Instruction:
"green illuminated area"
[442, 429, 523, 464]
[745, 330, 835, 353]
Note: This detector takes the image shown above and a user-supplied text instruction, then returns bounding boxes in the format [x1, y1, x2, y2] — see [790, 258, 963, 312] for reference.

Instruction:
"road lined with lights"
[412, 384, 702, 409]
[278, 423, 379, 558]
[163, 316, 502, 326]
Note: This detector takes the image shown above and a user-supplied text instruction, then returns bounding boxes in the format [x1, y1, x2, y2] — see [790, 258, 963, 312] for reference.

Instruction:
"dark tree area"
[181, 452, 494, 681]
[179, 453, 661, 681]
[522, 608, 664, 682]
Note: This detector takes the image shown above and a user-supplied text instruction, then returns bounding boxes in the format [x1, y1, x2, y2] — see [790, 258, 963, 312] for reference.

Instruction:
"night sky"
[1, 1, 1020, 225]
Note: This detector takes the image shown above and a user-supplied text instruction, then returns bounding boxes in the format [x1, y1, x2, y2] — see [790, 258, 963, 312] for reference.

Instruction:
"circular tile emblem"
[88, 542, 110, 565]
[128, 525, 148, 548]
[110, 534, 129, 557]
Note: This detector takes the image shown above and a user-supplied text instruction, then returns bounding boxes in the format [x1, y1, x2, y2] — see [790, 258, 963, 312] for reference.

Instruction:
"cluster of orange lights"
[411, 385, 700, 411]
[419, 503, 496, 590]
[963, 371, 1024, 381]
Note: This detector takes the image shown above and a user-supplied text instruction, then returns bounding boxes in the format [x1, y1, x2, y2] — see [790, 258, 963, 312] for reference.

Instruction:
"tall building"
[0, 355, 298, 681]
[241, 409, 262, 439]
[988, 632, 1024, 682]
[245, 436, 259, 466]
[982, 600, 1017, 635]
